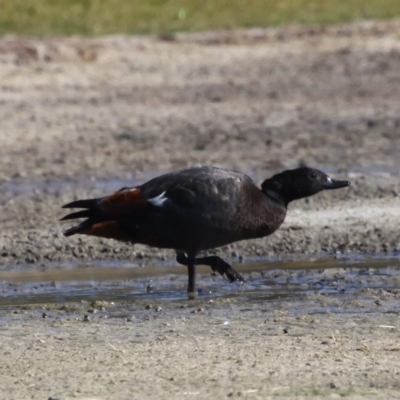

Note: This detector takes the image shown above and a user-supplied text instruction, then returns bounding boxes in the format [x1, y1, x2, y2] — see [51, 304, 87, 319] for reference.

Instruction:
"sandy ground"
[1, 19, 400, 399]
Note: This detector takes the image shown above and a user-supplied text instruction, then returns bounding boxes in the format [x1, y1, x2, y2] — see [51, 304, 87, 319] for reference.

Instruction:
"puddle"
[0, 256, 399, 309]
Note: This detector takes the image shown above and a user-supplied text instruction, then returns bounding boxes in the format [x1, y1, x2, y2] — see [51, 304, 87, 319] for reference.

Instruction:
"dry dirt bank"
[0, 19, 400, 400]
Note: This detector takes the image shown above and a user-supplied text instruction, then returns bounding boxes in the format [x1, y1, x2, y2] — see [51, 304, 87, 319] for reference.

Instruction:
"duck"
[61, 166, 350, 299]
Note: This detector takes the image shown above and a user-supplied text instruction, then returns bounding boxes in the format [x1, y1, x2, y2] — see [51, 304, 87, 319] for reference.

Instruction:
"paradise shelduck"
[61, 166, 350, 299]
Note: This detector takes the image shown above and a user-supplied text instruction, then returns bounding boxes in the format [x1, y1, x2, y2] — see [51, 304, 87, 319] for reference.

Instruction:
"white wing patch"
[148, 191, 168, 207]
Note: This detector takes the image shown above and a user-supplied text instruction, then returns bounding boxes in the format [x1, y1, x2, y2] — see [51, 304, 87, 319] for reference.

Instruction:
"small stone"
[283, 328, 289, 334]
[42, 312, 48, 319]
[83, 315, 90, 322]
[146, 284, 154, 293]
[91, 300, 109, 310]
[145, 304, 152, 310]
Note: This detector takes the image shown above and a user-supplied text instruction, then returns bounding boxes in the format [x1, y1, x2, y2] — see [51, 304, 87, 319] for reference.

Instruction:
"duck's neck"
[262, 188, 288, 208]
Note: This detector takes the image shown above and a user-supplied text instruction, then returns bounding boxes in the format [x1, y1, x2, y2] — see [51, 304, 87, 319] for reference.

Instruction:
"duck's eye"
[309, 173, 317, 179]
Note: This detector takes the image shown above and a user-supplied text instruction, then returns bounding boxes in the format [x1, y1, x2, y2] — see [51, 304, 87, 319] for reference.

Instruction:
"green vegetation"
[1, 0, 400, 37]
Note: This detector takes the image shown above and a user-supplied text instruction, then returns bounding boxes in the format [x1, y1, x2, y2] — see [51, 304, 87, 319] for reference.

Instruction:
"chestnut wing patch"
[98, 187, 147, 217]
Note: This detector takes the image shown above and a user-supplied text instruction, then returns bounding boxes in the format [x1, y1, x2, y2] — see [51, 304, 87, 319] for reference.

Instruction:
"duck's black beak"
[323, 177, 351, 190]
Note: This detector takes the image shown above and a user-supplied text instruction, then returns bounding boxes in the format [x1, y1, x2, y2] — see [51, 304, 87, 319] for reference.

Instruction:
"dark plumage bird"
[61, 166, 350, 299]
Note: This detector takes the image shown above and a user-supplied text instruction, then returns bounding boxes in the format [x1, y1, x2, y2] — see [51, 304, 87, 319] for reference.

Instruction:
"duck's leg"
[176, 253, 245, 295]
[196, 255, 245, 283]
[176, 252, 197, 300]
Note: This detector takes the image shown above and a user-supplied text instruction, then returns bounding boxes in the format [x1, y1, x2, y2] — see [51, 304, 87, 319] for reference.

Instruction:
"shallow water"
[0, 256, 398, 309]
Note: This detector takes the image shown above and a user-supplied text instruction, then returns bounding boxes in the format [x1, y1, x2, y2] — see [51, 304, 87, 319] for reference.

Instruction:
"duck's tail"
[60, 198, 100, 236]
[61, 187, 146, 241]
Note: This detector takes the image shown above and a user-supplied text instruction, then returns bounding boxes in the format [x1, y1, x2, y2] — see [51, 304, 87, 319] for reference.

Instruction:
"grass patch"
[1, 0, 400, 37]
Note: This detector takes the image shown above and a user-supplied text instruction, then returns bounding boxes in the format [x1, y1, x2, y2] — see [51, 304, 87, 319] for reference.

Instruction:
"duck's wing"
[140, 166, 257, 212]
